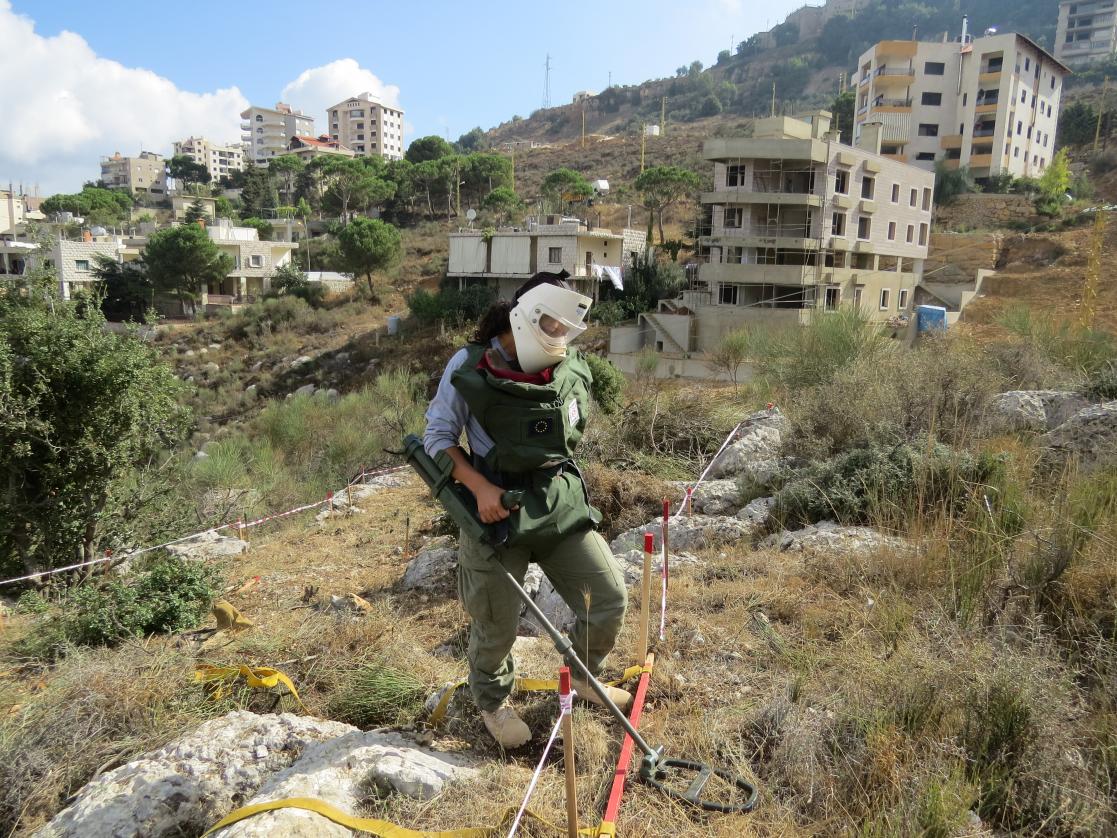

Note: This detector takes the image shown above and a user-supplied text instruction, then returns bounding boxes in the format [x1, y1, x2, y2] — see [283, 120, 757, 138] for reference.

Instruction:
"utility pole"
[543, 53, 552, 109]
[608, 71, 612, 89]
[771, 82, 777, 117]
[660, 97, 667, 135]
[640, 125, 646, 173]
[1096, 76, 1110, 152]
[582, 108, 586, 148]
[510, 146, 515, 193]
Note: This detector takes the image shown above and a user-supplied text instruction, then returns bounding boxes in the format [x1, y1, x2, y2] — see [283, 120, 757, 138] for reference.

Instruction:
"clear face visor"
[529, 304, 588, 351]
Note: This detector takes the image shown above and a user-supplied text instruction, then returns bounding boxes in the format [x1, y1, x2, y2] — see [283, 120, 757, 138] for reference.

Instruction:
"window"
[918, 223, 928, 246]
[726, 164, 745, 187]
[925, 61, 946, 75]
[832, 212, 847, 236]
[548, 247, 562, 263]
[909, 188, 917, 207]
[75, 259, 90, 271]
[824, 286, 841, 310]
[921, 92, 942, 106]
[250, 254, 264, 267]
[835, 168, 850, 194]
[922, 187, 932, 211]
[887, 221, 896, 240]
[891, 183, 900, 203]
[879, 288, 891, 310]
[916, 152, 936, 161]
[898, 288, 909, 309]
[724, 207, 743, 228]
[918, 123, 940, 137]
[725, 246, 744, 264]
[719, 284, 739, 305]
[854, 285, 864, 308]
[857, 217, 871, 240]
[861, 176, 875, 199]
[1024, 57, 1031, 71]
[906, 224, 915, 243]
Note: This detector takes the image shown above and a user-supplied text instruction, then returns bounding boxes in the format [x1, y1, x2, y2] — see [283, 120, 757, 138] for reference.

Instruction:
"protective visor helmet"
[509, 280, 593, 374]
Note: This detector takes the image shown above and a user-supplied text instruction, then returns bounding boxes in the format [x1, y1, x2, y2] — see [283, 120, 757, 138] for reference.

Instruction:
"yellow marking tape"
[194, 664, 308, 713]
[429, 663, 647, 726]
[596, 822, 617, 837]
[203, 796, 604, 837]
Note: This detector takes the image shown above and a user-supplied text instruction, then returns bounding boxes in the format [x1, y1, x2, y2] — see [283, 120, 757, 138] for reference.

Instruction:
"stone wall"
[934, 193, 1039, 232]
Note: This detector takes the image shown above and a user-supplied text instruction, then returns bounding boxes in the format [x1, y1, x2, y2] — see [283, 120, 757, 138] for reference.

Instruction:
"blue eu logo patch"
[528, 417, 554, 436]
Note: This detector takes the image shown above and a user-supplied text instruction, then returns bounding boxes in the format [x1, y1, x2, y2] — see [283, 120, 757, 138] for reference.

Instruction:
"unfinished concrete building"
[609, 111, 936, 377]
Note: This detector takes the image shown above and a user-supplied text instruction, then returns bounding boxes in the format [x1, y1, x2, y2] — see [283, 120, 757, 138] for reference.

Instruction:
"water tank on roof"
[90, 226, 108, 237]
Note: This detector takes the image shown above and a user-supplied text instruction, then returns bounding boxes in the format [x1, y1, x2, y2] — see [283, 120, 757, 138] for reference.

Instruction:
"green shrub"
[1082, 360, 1117, 401]
[590, 300, 627, 327]
[997, 306, 1115, 377]
[584, 353, 625, 415]
[771, 440, 1002, 529]
[961, 678, 1034, 827]
[407, 284, 496, 326]
[225, 296, 339, 344]
[19, 558, 220, 659]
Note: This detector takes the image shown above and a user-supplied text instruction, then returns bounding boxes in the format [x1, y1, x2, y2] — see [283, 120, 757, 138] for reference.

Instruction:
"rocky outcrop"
[400, 546, 458, 590]
[34, 711, 474, 838]
[1040, 401, 1117, 473]
[988, 391, 1090, 434]
[610, 514, 755, 554]
[167, 529, 249, 560]
[707, 408, 789, 492]
[612, 548, 701, 584]
[760, 521, 911, 555]
[737, 496, 776, 529]
[671, 479, 743, 516]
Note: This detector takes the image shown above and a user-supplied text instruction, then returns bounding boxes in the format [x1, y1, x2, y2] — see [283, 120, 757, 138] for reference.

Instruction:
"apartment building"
[202, 219, 297, 309]
[1056, 0, 1117, 67]
[172, 137, 245, 182]
[45, 234, 145, 300]
[326, 93, 405, 160]
[447, 216, 646, 301]
[609, 112, 935, 371]
[853, 27, 1069, 181]
[240, 102, 315, 166]
[100, 151, 167, 195]
[286, 134, 357, 163]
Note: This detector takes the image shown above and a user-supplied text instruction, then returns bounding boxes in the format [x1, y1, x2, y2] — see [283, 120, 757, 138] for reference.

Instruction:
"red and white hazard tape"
[0, 464, 410, 588]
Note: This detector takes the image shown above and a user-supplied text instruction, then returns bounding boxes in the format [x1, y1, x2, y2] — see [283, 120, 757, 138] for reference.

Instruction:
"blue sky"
[2, 0, 804, 193]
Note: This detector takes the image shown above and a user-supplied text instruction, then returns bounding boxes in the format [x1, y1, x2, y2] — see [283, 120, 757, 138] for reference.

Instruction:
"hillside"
[481, 0, 1060, 147]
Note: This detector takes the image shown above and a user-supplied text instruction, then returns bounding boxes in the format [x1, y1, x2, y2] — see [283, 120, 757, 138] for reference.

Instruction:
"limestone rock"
[737, 496, 776, 528]
[612, 548, 701, 584]
[208, 343, 222, 351]
[327, 593, 373, 615]
[324, 388, 340, 401]
[519, 573, 576, 636]
[760, 521, 911, 555]
[401, 547, 457, 590]
[291, 355, 313, 369]
[34, 712, 354, 838]
[167, 529, 248, 560]
[36, 712, 477, 838]
[350, 471, 410, 502]
[293, 383, 316, 398]
[1040, 401, 1117, 472]
[988, 390, 1090, 433]
[244, 384, 258, 398]
[203, 362, 220, 374]
[674, 479, 744, 516]
[250, 360, 264, 372]
[610, 514, 752, 554]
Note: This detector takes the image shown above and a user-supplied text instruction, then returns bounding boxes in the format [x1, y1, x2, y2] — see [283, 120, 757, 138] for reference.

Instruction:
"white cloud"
[0, 1, 248, 195]
[280, 59, 401, 131]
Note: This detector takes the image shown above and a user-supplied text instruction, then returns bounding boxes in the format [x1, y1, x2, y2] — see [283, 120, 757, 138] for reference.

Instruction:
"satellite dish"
[466, 209, 477, 221]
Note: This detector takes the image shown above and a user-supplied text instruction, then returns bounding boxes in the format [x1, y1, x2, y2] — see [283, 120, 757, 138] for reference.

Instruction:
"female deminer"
[423, 272, 631, 748]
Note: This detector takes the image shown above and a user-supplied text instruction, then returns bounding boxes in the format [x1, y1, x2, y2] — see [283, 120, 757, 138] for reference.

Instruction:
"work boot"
[481, 700, 532, 749]
[572, 677, 634, 713]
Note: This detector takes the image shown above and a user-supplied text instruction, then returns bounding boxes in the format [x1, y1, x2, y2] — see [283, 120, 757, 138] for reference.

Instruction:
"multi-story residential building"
[286, 134, 357, 163]
[853, 26, 1070, 181]
[172, 137, 245, 182]
[609, 111, 935, 375]
[46, 233, 145, 300]
[326, 93, 405, 160]
[1, 187, 29, 235]
[202, 219, 297, 309]
[447, 216, 646, 301]
[1056, 0, 1117, 67]
[100, 151, 167, 195]
[240, 102, 315, 166]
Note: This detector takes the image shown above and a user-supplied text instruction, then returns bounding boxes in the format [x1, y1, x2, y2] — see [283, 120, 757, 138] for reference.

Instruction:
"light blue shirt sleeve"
[423, 348, 495, 458]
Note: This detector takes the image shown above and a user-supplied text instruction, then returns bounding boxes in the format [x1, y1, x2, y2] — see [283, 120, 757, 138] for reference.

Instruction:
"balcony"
[871, 98, 912, 111]
[874, 68, 915, 85]
[972, 125, 997, 138]
[240, 122, 252, 131]
[979, 70, 1003, 84]
[969, 153, 993, 168]
[940, 134, 963, 150]
[883, 153, 908, 163]
[875, 40, 919, 60]
[700, 261, 820, 287]
[703, 190, 823, 208]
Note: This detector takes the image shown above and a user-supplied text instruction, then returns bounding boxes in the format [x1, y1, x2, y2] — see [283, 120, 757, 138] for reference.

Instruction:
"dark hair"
[470, 300, 512, 344]
[469, 271, 572, 345]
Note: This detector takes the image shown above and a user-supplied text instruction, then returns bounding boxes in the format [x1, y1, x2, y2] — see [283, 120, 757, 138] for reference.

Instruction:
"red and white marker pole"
[559, 666, 579, 838]
[639, 532, 653, 662]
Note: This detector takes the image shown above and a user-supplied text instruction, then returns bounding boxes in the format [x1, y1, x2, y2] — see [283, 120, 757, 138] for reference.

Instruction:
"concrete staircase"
[640, 311, 689, 354]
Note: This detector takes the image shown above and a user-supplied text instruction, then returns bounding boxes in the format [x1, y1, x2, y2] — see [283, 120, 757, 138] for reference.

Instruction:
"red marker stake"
[639, 533, 653, 662]
[559, 666, 578, 838]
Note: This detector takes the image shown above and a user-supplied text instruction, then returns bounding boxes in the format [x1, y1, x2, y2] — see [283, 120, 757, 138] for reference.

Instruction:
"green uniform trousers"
[457, 526, 628, 712]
